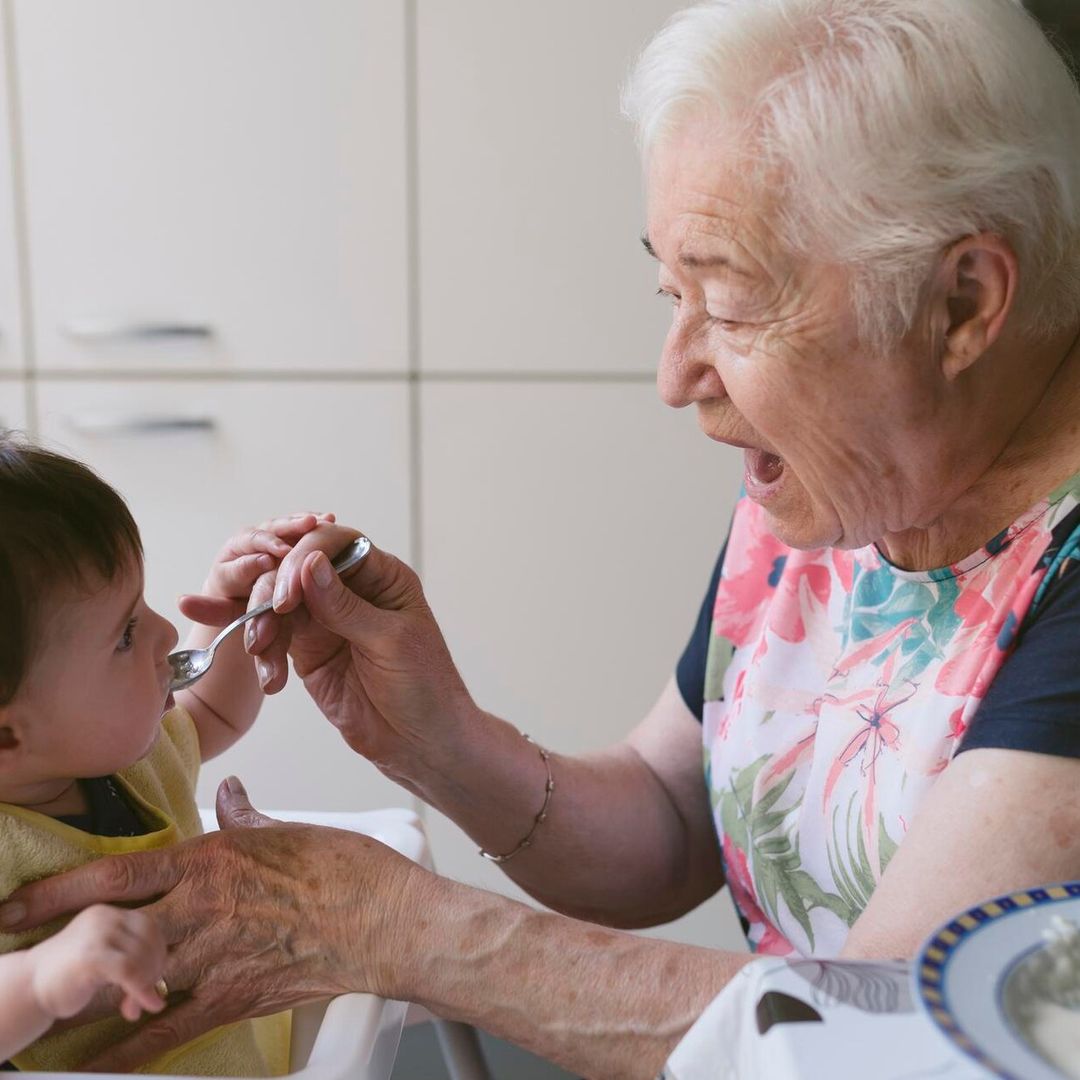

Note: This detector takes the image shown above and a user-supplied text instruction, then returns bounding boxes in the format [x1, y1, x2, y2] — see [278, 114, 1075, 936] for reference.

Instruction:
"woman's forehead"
[645, 120, 782, 264]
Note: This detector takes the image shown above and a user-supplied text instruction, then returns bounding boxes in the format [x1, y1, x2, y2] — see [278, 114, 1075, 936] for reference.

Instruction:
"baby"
[0, 903, 166, 1062]
[0, 434, 307, 1075]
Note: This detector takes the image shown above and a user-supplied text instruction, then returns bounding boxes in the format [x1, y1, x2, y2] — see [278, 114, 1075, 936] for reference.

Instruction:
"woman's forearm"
[392, 694, 722, 928]
[389, 871, 748, 1080]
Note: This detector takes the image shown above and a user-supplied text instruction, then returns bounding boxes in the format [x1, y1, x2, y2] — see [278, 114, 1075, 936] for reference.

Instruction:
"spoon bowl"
[168, 536, 371, 692]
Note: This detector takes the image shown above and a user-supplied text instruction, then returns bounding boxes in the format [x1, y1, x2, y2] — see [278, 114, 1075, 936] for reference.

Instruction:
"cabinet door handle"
[64, 414, 218, 436]
[62, 319, 214, 341]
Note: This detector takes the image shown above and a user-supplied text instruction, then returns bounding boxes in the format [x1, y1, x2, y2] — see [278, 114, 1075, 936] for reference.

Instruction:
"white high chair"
[16, 807, 491, 1080]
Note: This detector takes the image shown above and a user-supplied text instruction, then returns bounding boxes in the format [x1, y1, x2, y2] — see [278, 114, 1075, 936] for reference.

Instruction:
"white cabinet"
[14, 0, 408, 374]
[0, 8, 24, 373]
[418, 381, 748, 948]
[36, 378, 413, 812]
[416, 0, 684, 375]
[0, 379, 28, 430]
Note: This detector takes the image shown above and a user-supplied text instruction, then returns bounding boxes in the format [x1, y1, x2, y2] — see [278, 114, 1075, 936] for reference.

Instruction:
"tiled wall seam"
[2, 0, 35, 432]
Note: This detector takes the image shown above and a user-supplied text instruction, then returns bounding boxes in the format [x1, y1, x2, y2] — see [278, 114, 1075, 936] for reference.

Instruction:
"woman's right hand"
[247, 525, 479, 773]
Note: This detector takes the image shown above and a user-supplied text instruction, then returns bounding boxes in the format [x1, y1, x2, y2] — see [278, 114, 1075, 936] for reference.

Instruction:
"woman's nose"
[657, 327, 727, 409]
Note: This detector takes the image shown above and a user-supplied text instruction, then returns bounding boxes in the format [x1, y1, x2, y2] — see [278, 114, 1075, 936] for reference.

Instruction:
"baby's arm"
[176, 513, 331, 760]
[0, 906, 165, 1061]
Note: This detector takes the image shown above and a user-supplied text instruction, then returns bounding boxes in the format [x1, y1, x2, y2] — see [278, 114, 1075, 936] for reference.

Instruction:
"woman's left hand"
[0, 778, 423, 1073]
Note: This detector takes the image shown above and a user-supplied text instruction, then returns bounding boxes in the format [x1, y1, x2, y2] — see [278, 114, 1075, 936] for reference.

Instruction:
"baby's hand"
[180, 512, 335, 628]
[29, 905, 167, 1023]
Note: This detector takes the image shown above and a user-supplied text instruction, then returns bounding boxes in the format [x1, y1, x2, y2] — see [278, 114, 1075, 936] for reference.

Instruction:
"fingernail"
[246, 622, 257, 649]
[0, 901, 25, 929]
[273, 579, 288, 609]
[311, 553, 333, 589]
[257, 660, 272, 687]
[225, 775, 241, 795]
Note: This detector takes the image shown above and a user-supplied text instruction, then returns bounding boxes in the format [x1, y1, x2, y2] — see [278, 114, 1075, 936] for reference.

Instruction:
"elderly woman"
[5, 0, 1080, 1076]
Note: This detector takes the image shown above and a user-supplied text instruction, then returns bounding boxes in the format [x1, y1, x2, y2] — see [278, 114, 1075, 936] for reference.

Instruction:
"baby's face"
[10, 559, 179, 785]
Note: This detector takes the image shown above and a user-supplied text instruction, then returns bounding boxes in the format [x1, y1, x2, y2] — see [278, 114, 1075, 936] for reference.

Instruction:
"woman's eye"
[117, 618, 138, 653]
[656, 287, 681, 307]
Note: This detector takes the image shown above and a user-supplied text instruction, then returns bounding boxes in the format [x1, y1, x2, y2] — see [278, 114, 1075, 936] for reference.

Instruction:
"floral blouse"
[677, 476, 1080, 956]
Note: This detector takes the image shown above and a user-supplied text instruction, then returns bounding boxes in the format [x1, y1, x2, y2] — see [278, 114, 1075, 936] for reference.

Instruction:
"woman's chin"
[755, 480, 844, 551]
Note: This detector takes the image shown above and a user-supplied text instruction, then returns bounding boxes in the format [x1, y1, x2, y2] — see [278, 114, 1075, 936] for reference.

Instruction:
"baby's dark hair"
[0, 433, 142, 706]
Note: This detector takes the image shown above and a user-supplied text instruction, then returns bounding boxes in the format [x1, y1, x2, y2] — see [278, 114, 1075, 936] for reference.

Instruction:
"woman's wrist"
[395, 708, 534, 820]
[336, 850, 444, 1002]
[373, 693, 489, 798]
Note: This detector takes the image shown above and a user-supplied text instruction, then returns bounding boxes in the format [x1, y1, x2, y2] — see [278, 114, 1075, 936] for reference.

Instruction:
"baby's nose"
[156, 611, 179, 655]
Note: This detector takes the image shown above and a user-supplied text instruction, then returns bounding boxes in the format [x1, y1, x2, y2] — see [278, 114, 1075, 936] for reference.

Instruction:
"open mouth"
[163, 690, 175, 712]
[744, 448, 786, 498]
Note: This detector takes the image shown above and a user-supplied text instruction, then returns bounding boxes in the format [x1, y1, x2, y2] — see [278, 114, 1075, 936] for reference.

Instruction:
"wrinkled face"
[646, 115, 949, 551]
[8, 560, 179, 786]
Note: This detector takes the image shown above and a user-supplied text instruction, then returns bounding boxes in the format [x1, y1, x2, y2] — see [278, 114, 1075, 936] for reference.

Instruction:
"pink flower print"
[947, 705, 967, 741]
[766, 555, 833, 644]
[762, 725, 818, 786]
[722, 835, 793, 956]
[821, 677, 914, 815]
[821, 677, 913, 876]
[713, 526, 789, 647]
[936, 564, 1046, 697]
[830, 618, 918, 681]
[713, 497, 833, 647]
[832, 548, 854, 593]
[954, 587, 994, 630]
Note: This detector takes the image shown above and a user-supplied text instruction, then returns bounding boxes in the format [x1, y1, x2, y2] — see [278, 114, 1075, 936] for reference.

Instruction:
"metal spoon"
[167, 536, 372, 692]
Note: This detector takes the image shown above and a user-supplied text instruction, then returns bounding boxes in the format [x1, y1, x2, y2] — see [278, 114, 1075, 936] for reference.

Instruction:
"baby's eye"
[117, 618, 138, 653]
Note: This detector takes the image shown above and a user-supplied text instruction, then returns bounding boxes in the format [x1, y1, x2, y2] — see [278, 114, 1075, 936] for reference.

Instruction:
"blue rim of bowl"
[916, 881, 1080, 1079]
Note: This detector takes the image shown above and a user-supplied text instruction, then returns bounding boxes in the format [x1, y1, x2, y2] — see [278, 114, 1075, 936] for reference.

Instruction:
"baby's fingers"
[257, 512, 336, 543]
[104, 919, 168, 1020]
[118, 984, 165, 1022]
[206, 551, 277, 598]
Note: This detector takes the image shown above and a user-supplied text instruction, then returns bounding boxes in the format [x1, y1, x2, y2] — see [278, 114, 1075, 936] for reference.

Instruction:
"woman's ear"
[935, 234, 1019, 381]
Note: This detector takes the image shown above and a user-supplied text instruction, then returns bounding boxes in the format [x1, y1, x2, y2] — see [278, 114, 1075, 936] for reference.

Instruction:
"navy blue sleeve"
[676, 543, 727, 722]
[957, 559, 1080, 758]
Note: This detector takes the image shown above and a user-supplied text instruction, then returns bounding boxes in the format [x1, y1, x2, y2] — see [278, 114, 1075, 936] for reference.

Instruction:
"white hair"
[623, 0, 1080, 350]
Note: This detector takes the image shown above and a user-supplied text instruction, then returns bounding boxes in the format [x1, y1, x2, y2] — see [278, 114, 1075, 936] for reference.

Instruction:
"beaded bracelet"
[478, 734, 554, 863]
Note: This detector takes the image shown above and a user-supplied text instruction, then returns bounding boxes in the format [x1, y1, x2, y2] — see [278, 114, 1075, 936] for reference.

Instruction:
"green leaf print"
[751, 768, 795, 819]
[757, 835, 794, 856]
[718, 757, 853, 948]
[825, 797, 902, 923]
[853, 818, 878, 898]
[720, 799, 748, 853]
[703, 635, 734, 703]
[878, 815, 900, 876]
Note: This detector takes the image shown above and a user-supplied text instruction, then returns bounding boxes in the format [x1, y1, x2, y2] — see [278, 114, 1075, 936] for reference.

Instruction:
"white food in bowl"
[1005, 915, 1080, 1079]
